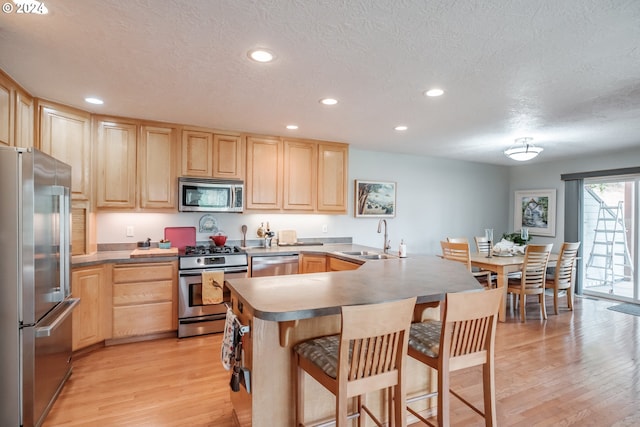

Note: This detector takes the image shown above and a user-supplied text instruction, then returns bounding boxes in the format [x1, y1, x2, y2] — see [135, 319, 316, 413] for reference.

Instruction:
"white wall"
[507, 146, 640, 249]
[96, 147, 511, 255]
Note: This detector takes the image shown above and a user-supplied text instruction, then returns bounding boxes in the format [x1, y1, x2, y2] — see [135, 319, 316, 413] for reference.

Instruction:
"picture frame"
[355, 180, 396, 217]
[514, 189, 556, 237]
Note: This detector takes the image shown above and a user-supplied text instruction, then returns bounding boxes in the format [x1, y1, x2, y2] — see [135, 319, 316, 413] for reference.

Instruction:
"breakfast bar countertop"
[225, 254, 483, 322]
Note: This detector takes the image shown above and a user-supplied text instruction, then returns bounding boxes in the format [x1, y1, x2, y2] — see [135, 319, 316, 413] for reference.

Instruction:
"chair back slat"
[521, 244, 553, 289]
[474, 236, 491, 254]
[554, 242, 581, 287]
[441, 240, 472, 270]
[340, 298, 415, 382]
[442, 288, 502, 362]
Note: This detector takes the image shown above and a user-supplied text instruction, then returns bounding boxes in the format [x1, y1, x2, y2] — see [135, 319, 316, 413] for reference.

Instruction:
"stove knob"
[196, 258, 202, 264]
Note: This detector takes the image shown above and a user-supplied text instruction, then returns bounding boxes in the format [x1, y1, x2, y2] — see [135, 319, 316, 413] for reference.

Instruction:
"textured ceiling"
[1, 0, 639, 165]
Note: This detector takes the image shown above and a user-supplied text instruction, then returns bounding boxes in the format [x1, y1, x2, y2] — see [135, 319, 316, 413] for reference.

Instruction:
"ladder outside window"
[585, 201, 634, 293]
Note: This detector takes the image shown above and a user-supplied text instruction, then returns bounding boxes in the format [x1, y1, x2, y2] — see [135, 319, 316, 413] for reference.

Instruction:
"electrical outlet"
[322, 224, 328, 233]
[126, 226, 134, 237]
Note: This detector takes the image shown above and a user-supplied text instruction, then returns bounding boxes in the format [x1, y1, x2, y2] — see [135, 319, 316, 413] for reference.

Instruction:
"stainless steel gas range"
[178, 245, 248, 338]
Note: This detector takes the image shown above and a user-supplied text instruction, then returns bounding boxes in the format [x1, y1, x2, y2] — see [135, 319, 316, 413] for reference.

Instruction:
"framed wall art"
[355, 180, 396, 217]
[514, 189, 556, 237]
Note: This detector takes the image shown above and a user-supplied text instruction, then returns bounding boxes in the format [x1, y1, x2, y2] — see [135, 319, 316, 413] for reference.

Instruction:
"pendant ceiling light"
[504, 137, 543, 161]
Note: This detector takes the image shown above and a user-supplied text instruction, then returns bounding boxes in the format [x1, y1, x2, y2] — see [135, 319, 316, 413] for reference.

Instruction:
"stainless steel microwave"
[178, 178, 244, 212]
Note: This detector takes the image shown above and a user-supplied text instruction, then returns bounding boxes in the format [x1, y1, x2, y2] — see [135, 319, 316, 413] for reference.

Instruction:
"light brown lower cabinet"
[327, 256, 361, 271]
[71, 265, 110, 351]
[111, 261, 177, 339]
[299, 253, 327, 273]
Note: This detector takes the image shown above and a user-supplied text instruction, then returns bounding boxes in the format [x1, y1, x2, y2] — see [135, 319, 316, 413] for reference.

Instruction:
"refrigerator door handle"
[35, 298, 79, 338]
[53, 185, 71, 298]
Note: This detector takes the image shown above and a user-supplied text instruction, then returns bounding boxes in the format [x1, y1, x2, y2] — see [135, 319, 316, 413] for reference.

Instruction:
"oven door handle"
[179, 266, 248, 277]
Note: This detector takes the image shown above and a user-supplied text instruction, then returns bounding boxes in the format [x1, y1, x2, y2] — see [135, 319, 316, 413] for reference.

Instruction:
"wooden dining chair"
[406, 287, 502, 427]
[474, 236, 492, 255]
[441, 241, 493, 288]
[546, 242, 581, 315]
[507, 244, 553, 322]
[294, 297, 417, 427]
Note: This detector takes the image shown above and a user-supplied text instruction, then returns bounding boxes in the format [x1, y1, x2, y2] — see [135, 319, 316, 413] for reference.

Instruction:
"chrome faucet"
[377, 219, 391, 254]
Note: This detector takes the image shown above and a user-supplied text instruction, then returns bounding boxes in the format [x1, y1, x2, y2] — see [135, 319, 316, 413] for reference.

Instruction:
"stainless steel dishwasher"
[251, 255, 299, 277]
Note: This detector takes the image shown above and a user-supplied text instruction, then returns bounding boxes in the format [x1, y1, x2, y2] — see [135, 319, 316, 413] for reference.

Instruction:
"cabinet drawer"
[113, 280, 173, 305]
[113, 263, 174, 283]
[112, 302, 173, 337]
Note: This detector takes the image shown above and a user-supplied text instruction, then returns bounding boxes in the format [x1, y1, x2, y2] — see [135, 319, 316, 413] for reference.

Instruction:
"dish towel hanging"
[202, 271, 224, 304]
[221, 307, 237, 370]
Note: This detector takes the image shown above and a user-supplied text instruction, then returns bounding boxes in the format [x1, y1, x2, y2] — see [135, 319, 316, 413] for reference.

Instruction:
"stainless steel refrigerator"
[0, 147, 79, 427]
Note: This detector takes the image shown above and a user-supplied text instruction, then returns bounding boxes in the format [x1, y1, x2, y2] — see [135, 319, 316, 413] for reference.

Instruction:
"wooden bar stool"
[406, 288, 502, 426]
[293, 297, 417, 427]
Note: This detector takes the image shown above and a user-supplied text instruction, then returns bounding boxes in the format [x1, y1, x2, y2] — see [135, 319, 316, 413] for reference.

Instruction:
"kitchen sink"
[359, 254, 395, 260]
[340, 250, 377, 256]
[339, 251, 395, 260]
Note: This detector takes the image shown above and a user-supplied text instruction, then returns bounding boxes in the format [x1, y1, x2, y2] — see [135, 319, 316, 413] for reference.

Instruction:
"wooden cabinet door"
[246, 136, 283, 210]
[14, 89, 34, 148]
[181, 129, 213, 177]
[72, 265, 107, 351]
[38, 101, 91, 200]
[213, 133, 244, 180]
[0, 73, 11, 146]
[327, 256, 361, 271]
[139, 125, 177, 209]
[96, 119, 137, 208]
[299, 253, 327, 273]
[283, 139, 316, 211]
[317, 142, 348, 213]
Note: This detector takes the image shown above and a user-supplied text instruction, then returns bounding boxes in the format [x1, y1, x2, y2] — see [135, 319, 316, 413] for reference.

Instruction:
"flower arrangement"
[501, 232, 531, 246]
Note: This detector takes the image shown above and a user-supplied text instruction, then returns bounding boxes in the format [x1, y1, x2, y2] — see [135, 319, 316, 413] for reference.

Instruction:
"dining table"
[469, 252, 558, 322]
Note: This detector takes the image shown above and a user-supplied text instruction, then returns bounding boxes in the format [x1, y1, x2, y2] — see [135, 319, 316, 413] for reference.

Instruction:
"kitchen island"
[225, 254, 482, 426]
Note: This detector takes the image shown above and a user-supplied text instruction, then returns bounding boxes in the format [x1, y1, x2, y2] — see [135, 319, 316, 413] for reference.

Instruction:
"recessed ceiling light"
[247, 49, 275, 63]
[286, 125, 299, 130]
[319, 98, 338, 105]
[425, 88, 444, 97]
[84, 97, 104, 105]
[394, 125, 408, 131]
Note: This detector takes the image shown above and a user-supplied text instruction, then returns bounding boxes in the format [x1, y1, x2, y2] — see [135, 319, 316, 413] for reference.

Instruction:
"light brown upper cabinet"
[181, 129, 245, 180]
[317, 142, 348, 213]
[38, 100, 92, 200]
[181, 129, 213, 177]
[246, 135, 283, 210]
[0, 70, 34, 148]
[14, 89, 34, 148]
[138, 125, 177, 209]
[95, 118, 138, 209]
[283, 138, 317, 211]
[246, 136, 348, 213]
[0, 72, 11, 146]
[96, 118, 177, 211]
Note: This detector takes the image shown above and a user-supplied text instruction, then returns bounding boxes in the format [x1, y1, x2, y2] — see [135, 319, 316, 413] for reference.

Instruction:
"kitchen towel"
[201, 271, 224, 305]
[221, 307, 237, 370]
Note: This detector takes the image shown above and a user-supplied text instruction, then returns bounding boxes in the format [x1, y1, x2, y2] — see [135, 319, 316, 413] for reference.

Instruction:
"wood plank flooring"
[44, 295, 640, 426]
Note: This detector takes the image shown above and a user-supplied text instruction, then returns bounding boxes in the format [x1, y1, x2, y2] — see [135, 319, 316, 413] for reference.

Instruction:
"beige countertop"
[226, 254, 482, 322]
[70, 243, 378, 267]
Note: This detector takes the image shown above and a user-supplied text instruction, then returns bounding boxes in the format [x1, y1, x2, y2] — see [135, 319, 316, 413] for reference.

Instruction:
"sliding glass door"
[582, 176, 638, 301]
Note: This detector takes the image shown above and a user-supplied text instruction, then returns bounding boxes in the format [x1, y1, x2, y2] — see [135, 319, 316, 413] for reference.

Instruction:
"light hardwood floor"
[44, 295, 640, 427]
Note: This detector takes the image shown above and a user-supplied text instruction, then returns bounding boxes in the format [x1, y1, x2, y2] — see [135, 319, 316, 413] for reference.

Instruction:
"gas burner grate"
[183, 245, 241, 256]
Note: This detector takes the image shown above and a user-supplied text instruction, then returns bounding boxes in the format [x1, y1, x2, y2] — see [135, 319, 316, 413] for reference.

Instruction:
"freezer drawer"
[31, 298, 79, 427]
